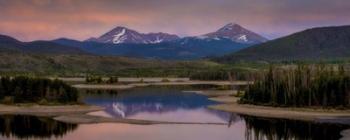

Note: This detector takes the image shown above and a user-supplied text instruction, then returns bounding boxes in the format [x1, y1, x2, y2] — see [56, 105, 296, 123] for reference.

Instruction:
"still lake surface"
[0, 86, 349, 140]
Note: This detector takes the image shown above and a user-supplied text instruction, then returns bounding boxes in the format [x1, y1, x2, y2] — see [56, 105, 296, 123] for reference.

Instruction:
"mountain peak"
[203, 23, 268, 44]
[221, 22, 239, 28]
[218, 23, 245, 32]
[88, 26, 179, 44]
[108, 26, 139, 35]
[110, 26, 132, 31]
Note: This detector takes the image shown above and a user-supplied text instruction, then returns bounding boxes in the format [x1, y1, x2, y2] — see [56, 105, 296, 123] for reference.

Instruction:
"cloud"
[0, 0, 350, 41]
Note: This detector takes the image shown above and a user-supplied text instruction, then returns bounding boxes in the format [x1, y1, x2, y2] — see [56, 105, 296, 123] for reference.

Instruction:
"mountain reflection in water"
[80, 87, 236, 123]
[0, 85, 349, 140]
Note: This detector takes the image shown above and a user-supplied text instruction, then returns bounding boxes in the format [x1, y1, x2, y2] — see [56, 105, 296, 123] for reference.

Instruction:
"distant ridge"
[0, 34, 88, 55]
[0, 23, 267, 60]
[72, 23, 266, 59]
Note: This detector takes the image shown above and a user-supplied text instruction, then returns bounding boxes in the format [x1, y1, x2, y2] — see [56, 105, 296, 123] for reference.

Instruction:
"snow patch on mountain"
[150, 36, 163, 44]
[112, 29, 126, 44]
[237, 35, 248, 42]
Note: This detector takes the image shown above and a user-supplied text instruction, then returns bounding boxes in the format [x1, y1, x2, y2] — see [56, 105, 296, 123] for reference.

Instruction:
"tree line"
[189, 70, 255, 81]
[0, 76, 78, 104]
[240, 65, 350, 108]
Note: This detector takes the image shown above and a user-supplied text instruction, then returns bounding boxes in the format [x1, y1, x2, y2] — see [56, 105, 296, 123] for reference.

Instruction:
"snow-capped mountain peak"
[203, 23, 268, 44]
[218, 23, 239, 31]
[87, 26, 179, 44]
[85, 23, 267, 45]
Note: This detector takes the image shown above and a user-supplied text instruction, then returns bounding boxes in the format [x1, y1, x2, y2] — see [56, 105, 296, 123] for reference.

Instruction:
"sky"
[0, 0, 350, 41]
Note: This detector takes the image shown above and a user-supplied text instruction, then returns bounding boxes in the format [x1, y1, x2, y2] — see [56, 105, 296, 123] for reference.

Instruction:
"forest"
[240, 65, 350, 107]
[0, 76, 78, 104]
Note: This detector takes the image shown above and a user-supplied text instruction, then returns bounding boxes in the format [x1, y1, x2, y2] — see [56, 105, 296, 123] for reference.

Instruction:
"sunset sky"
[1, 0, 350, 41]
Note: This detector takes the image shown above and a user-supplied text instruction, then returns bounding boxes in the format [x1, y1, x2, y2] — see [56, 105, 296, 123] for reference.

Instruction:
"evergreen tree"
[0, 77, 78, 104]
[240, 65, 350, 108]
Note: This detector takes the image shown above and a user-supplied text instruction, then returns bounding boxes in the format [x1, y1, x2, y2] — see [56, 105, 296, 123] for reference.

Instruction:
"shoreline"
[184, 90, 235, 97]
[54, 114, 227, 125]
[53, 77, 191, 83]
[0, 104, 227, 125]
[0, 104, 104, 117]
[207, 96, 350, 124]
[6, 87, 350, 126]
[73, 81, 250, 90]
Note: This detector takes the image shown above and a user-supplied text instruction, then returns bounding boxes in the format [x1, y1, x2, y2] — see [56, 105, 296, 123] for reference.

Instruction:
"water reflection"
[80, 87, 236, 123]
[0, 115, 77, 139]
[60, 123, 246, 140]
[1, 114, 349, 140]
[73, 86, 350, 140]
[242, 115, 350, 140]
[1, 85, 349, 140]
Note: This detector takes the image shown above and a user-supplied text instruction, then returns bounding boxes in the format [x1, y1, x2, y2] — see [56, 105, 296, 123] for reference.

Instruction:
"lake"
[0, 86, 349, 140]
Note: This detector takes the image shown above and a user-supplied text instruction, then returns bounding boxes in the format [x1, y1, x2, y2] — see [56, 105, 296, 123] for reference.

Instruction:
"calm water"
[81, 87, 233, 123]
[0, 86, 349, 140]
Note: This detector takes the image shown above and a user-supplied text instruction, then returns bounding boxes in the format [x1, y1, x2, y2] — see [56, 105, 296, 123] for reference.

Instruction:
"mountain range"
[215, 25, 350, 62]
[0, 23, 267, 60]
[3, 23, 350, 62]
[52, 23, 267, 59]
[86, 23, 267, 45]
[54, 37, 248, 59]
[86, 27, 180, 44]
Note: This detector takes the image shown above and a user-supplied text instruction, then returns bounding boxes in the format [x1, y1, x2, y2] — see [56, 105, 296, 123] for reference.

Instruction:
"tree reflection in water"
[242, 115, 350, 140]
[0, 115, 77, 139]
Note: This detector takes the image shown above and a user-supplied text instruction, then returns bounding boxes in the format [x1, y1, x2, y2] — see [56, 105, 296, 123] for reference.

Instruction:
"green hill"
[0, 53, 224, 77]
[216, 25, 350, 62]
[0, 34, 88, 55]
